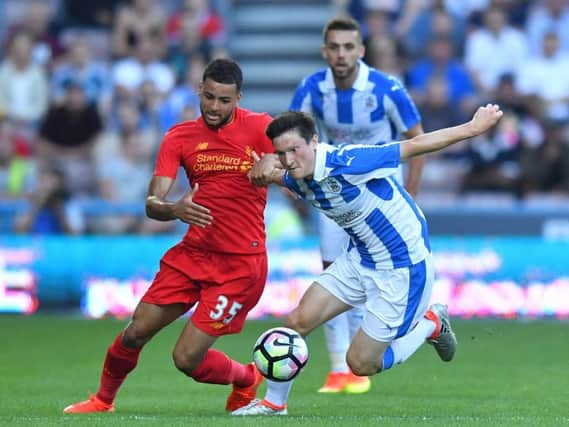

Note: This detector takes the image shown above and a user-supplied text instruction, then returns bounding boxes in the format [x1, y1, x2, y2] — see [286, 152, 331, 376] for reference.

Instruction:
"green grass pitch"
[0, 315, 568, 426]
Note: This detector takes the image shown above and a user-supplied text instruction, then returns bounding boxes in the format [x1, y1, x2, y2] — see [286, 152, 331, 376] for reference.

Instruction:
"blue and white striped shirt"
[289, 61, 421, 146]
[283, 143, 430, 270]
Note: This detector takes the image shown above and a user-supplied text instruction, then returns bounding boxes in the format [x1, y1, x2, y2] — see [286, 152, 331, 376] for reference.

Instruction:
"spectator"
[366, 35, 404, 78]
[362, 8, 394, 41]
[112, 35, 175, 99]
[166, 0, 226, 62]
[61, 0, 120, 29]
[37, 80, 103, 197]
[434, 0, 490, 22]
[516, 31, 569, 123]
[418, 75, 463, 133]
[2, 0, 64, 67]
[467, 0, 531, 30]
[492, 72, 546, 157]
[461, 111, 521, 194]
[0, 120, 36, 200]
[519, 120, 569, 197]
[396, 0, 465, 59]
[415, 75, 467, 195]
[407, 35, 477, 114]
[51, 37, 112, 113]
[494, 73, 525, 116]
[91, 130, 152, 234]
[526, 0, 569, 56]
[95, 99, 158, 166]
[159, 55, 202, 133]
[464, 6, 528, 96]
[138, 80, 164, 132]
[0, 31, 49, 128]
[111, 0, 167, 59]
[13, 166, 84, 234]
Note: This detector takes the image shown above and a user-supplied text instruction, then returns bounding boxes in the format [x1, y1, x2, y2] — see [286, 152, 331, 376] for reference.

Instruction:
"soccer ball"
[252, 327, 308, 382]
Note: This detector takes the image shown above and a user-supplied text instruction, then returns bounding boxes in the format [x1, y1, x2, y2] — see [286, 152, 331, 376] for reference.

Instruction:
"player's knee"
[284, 310, 312, 336]
[122, 322, 151, 348]
[347, 351, 381, 376]
[172, 346, 201, 375]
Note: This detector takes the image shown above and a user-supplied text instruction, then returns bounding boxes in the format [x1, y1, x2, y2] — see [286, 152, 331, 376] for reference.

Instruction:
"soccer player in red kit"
[63, 58, 273, 414]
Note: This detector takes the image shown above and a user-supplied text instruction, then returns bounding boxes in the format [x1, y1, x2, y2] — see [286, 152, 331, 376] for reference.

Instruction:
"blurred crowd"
[338, 0, 569, 202]
[0, 0, 568, 236]
[0, 0, 227, 234]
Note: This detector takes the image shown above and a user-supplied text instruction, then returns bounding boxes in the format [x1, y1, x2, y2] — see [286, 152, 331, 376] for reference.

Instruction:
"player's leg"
[347, 255, 452, 374]
[173, 318, 260, 385]
[170, 251, 267, 411]
[64, 244, 197, 414]
[63, 301, 186, 413]
[285, 281, 353, 336]
[320, 309, 352, 392]
[232, 281, 352, 416]
[347, 317, 435, 375]
[233, 254, 358, 416]
[318, 215, 354, 392]
[343, 307, 371, 393]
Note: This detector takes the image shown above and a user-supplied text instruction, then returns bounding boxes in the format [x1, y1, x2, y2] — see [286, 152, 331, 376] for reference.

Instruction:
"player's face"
[273, 131, 318, 180]
[322, 30, 365, 84]
[199, 78, 241, 128]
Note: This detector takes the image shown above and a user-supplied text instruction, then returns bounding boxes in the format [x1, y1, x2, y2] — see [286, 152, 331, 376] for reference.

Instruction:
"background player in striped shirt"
[289, 16, 425, 394]
[234, 104, 503, 416]
[63, 59, 272, 414]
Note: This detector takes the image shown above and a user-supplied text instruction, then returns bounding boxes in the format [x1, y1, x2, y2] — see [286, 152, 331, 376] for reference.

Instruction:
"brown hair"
[323, 17, 363, 43]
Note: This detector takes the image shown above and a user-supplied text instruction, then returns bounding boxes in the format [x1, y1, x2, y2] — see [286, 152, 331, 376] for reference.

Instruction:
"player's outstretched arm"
[402, 123, 425, 198]
[146, 176, 212, 227]
[248, 151, 286, 187]
[400, 104, 503, 161]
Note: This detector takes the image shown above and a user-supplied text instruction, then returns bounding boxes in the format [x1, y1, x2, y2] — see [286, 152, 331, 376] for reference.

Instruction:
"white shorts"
[317, 252, 434, 343]
[318, 213, 349, 262]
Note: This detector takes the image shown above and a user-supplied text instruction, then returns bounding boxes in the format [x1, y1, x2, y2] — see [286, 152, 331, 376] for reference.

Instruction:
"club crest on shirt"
[324, 177, 341, 193]
[196, 142, 209, 150]
[364, 94, 378, 111]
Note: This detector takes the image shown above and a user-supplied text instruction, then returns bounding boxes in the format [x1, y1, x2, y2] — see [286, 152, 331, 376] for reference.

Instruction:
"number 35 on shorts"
[210, 295, 243, 325]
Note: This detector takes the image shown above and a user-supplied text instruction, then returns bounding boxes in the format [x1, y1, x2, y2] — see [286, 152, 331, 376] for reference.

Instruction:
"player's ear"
[198, 82, 204, 96]
[320, 44, 328, 61]
[359, 44, 365, 59]
[310, 134, 318, 147]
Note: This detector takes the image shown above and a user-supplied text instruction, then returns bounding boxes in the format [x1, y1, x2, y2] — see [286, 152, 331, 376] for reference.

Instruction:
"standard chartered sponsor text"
[194, 153, 243, 172]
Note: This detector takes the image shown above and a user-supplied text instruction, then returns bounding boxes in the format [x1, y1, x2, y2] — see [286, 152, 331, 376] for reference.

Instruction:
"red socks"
[95, 336, 253, 404]
[96, 333, 141, 405]
[189, 349, 254, 388]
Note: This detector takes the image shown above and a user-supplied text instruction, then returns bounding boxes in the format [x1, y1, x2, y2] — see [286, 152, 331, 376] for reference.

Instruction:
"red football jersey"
[154, 107, 274, 254]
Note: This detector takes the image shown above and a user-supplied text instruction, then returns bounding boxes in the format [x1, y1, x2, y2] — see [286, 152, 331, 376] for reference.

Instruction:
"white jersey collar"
[313, 143, 333, 181]
[323, 60, 369, 92]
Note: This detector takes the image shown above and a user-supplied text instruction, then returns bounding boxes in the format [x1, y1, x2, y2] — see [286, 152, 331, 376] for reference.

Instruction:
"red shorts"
[141, 242, 267, 336]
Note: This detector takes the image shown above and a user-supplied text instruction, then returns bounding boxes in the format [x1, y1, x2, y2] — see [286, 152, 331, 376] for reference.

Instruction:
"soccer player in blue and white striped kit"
[233, 104, 503, 416]
[289, 16, 424, 394]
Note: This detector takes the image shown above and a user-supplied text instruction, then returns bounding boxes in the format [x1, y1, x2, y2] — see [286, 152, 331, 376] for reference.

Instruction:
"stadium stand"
[0, 0, 567, 237]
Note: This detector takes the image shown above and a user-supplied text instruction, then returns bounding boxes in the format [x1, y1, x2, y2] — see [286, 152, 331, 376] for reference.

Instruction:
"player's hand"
[248, 151, 283, 187]
[470, 104, 503, 135]
[173, 183, 213, 227]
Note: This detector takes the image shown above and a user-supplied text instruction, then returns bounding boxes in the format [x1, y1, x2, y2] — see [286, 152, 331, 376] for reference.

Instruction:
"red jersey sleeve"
[154, 127, 183, 178]
[254, 113, 274, 156]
